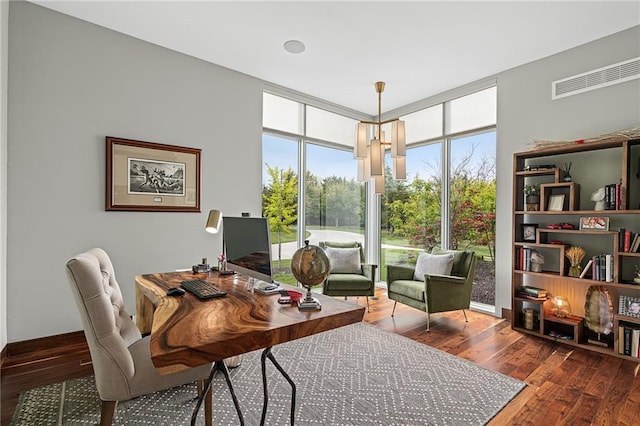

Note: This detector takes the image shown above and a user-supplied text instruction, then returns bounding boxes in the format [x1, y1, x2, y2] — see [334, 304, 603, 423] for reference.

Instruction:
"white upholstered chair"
[65, 248, 213, 425]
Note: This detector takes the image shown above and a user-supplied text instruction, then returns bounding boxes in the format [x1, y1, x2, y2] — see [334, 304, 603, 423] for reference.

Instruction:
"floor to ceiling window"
[263, 86, 496, 307]
[262, 93, 364, 284]
[379, 87, 496, 308]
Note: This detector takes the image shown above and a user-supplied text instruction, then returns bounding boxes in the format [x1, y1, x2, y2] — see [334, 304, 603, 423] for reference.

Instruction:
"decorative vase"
[568, 263, 582, 277]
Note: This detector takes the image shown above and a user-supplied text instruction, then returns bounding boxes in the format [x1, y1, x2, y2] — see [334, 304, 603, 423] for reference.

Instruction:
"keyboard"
[180, 279, 227, 299]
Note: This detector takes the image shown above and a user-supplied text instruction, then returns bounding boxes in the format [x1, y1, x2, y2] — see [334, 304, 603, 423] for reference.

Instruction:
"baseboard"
[1, 330, 93, 392]
[0, 344, 7, 370]
[502, 307, 512, 321]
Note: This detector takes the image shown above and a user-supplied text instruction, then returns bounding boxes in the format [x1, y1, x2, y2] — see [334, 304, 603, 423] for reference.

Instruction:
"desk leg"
[260, 347, 297, 426]
[135, 285, 154, 335]
[191, 361, 244, 426]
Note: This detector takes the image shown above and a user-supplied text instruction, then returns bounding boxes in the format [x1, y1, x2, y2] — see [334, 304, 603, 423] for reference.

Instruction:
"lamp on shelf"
[354, 81, 406, 194]
[550, 295, 571, 318]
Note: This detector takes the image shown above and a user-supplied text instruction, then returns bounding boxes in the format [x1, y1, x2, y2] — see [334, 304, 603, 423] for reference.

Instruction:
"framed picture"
[547, 194, 565, 212]
[619, 295, 640, 318]
[520, 223, 538, 242]
[579, 216, 609, 231]
[106, 136, 201, 212]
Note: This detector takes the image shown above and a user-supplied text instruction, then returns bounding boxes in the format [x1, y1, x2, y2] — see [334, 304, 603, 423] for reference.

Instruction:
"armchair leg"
[391, 301, 397, 317]
[463, 309, 469, 323]
[426, 313, 430, 332]
[365, 296, 370, 313]
[100, 400, 117, 426]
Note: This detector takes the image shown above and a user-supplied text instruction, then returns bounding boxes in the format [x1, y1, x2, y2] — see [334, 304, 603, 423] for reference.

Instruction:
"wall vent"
[552, 56, 640, 100]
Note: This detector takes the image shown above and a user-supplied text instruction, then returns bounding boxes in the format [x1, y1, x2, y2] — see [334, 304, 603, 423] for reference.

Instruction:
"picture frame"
[619, 295, 640, 319]
[547, 194, 565, 212]
[520, 223, 538, 242]
[106, 136, 201, 212]
[579, 216, 609, 231]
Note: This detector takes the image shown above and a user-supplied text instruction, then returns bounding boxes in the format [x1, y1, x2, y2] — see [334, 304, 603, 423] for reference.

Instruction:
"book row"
[602, 181, 625, 210]
[620, 229, 640, 253]
[579, 254, 614, 282]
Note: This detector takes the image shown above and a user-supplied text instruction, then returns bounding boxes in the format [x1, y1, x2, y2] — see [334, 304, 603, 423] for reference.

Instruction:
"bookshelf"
[512, 137, 640, 362]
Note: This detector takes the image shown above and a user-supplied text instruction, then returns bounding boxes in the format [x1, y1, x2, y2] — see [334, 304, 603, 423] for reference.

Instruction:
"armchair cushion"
[325, 246, 361, 274]
[413, 252, 454, 280]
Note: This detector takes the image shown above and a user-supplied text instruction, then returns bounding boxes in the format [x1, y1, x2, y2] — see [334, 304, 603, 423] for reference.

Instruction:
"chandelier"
[354, 81, 406, 194]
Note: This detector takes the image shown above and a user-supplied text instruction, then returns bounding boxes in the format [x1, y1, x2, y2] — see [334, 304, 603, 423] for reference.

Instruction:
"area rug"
[11, 322, 524, 425]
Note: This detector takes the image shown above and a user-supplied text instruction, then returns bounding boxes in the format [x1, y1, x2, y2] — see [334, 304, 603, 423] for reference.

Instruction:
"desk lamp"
[205, 209, 223, 271]
[205, 209, 222, 234]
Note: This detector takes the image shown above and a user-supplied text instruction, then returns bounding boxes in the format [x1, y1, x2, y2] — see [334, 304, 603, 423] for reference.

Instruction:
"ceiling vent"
[552, 56, 640, 100]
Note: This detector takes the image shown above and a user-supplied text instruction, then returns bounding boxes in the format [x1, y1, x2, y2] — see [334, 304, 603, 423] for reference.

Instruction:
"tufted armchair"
[319, 241, 377, 312]
[387, 248, 476, 330]
[65, 248, 213, 425]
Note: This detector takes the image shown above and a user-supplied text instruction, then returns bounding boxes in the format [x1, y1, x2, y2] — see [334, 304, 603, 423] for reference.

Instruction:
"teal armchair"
[319, 241, 377, 312]
[387, 248, 476, 330]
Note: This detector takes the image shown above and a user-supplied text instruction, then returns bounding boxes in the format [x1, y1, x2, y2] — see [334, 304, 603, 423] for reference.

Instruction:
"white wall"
[494, 26, 640, 314]
[6, 1, 264, 341]
[1, 0, 9, 350]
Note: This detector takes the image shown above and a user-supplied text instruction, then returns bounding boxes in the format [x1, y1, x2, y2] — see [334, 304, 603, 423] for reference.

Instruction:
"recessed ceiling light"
[283, 40, 305, 54]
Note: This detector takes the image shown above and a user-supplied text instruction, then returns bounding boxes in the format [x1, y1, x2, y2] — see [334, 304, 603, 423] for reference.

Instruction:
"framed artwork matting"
[106, 136, 201, 212]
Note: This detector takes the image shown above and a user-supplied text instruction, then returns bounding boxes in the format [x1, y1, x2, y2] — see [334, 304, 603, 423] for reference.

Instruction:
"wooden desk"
[136, 270, 364, 371]
[135, 270, 365, 424]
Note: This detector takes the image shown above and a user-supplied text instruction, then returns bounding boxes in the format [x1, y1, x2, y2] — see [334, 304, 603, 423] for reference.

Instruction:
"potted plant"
[524, 184, 540, 211]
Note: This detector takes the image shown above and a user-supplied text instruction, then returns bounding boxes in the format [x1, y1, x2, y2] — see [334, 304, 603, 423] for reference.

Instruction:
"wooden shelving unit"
[512, 137, 640, 362]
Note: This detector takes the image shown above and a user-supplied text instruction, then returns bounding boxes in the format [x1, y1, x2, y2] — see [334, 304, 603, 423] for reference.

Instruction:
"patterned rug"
[11, 322, 525, 425]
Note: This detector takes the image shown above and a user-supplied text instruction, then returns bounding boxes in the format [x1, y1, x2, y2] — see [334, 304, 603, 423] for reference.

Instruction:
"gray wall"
[4, 1, 639, 343]
[494, 26, 640, 313]
[7, 2, 263, 341]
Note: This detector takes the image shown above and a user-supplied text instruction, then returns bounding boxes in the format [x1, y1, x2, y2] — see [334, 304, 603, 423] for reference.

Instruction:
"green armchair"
[387, 248, 476, 330]
[319, 241, 377, 312]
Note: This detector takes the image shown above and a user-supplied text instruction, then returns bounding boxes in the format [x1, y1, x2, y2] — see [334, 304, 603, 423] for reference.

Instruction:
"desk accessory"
[290, 240, 330, 310]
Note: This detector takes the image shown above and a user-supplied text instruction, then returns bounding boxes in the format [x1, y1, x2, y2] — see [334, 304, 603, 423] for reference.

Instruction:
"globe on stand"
[290, 240, 330, 311]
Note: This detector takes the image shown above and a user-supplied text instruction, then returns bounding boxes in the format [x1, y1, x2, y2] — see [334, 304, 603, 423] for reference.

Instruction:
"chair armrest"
[361, 263, 377, 280]
[424, 274, 472, 311]
[424, 274, 466, 285]
[387, 264, 415, 282]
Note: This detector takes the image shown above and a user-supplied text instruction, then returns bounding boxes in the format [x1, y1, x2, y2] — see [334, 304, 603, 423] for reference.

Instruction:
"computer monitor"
[222, 216, 273, 282]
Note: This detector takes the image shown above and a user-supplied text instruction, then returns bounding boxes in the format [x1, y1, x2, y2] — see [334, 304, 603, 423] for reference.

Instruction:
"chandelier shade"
[354, 81, 406, 193]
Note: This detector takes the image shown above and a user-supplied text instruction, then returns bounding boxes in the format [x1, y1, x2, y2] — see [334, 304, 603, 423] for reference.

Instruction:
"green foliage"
[524, 183, 540, 196]
[263, 165, 298, 260]
[261, 144, 496, 263]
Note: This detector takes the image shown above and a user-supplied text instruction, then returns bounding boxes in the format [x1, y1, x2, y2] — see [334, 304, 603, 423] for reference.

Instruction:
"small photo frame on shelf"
[547, 194, 565, 212]
[579, 216, 609, 231]
[619, 295, 640, 318]
[520, 223, 538, 242]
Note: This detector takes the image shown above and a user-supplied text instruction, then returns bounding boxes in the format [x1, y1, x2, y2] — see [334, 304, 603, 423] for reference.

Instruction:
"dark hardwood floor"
[3, 287, 640, 425]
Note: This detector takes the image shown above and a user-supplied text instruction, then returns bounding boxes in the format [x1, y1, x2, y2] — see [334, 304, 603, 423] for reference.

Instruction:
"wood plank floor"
[2, 286, 639, 425]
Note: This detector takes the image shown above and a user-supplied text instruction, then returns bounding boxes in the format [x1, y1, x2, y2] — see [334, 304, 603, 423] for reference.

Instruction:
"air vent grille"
[552, 57, 640, 100]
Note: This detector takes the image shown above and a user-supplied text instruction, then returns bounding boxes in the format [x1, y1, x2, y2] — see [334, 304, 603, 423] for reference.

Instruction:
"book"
[632, 233, 640, 253]
[517, 293, 548, 301]
[605, 254, 613, 282]
[624, 230, 632, 252]
[521, 286, 547, 297]
[579, 259, 593, 279]
[619, 325, 626, 354]
[624, 327, 632, 356]
[632, 328, 640, 358]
